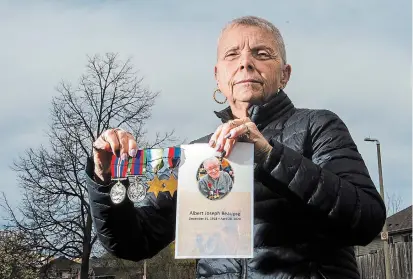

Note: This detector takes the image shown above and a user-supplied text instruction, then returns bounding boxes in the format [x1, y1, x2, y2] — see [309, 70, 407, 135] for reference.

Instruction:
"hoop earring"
[213, 89, 227, 104]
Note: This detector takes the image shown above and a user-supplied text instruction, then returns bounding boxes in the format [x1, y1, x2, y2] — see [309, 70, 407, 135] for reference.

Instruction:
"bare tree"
[386, 191, 403, 216]
[1, 53, 176, 279]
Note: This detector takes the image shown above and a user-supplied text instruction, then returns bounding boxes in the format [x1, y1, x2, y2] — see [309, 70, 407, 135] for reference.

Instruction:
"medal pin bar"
[110, 147, 182, 203]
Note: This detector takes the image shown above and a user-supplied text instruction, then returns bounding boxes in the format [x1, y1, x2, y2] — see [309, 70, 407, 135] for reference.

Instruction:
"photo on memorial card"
[196, 156, 234, 200]
[195, 220, 240, 255]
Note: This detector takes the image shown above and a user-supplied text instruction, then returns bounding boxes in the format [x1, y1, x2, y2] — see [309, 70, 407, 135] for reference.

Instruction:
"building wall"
[355, 230, 412, 256]
[390, 233, 409, 243]
[356, 238, 384, 256]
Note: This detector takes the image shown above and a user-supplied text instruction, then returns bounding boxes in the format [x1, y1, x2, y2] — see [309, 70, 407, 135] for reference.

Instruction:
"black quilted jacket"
[86, 90, 386, 279]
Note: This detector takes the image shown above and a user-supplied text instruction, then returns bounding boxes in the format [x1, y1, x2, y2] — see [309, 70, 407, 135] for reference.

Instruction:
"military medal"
[110, 154, 128, 204]
[127, 177, 147, 203]
[215, 189, 220, 199]
[110, 181, 126, 204]
[110, 147, 181, 202]
[126, 149, 147, 202]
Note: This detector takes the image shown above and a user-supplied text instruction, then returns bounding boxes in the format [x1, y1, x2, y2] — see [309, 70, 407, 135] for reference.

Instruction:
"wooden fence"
[357, 242, 412, 279]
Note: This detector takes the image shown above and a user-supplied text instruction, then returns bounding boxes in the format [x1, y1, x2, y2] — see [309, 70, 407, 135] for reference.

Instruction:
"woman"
[89, 16, 386, 279]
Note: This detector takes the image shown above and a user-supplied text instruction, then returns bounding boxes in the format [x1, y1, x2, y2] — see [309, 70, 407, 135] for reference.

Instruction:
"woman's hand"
[92, 128, 137, 184]
[208, 118, 272, 164]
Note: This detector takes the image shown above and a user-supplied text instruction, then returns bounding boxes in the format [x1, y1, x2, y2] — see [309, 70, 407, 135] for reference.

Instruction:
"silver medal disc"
[110, 181, 127, 204]
[127, 179, 147, 203]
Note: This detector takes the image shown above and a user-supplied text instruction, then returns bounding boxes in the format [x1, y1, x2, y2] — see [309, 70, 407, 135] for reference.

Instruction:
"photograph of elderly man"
[198, 156, 233, 200]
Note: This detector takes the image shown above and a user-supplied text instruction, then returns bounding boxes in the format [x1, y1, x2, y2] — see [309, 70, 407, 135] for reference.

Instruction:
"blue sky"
[0, 0, 411, 219]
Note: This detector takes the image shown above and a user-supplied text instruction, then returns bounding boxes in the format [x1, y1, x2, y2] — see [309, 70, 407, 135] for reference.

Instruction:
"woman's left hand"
[209, 117, 273, 164]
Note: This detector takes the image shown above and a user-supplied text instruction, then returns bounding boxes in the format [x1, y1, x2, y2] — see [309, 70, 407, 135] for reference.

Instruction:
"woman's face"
[215, 25, 291, 106]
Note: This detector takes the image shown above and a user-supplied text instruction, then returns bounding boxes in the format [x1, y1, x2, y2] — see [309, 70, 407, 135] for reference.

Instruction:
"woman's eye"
[257, 51, 269, 57]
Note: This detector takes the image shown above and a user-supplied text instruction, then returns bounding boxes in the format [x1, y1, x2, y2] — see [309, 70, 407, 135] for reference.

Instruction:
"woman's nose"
[239, 53, 255, 71]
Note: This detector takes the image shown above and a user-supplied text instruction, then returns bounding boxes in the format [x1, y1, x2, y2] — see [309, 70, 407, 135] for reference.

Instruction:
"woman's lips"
[235, 79, 262, 85]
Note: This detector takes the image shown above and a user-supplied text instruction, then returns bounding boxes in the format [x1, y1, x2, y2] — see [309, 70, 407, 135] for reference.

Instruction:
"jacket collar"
[213, 89, 295, 130]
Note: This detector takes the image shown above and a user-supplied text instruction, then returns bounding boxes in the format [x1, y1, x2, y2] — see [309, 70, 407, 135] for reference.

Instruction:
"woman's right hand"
[92, 128, 137, 184]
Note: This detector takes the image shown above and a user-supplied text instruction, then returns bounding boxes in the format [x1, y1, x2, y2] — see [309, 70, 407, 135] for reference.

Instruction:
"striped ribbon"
[168, 147, 181, 168]
[110, 156, 128, 179]
[110, 147, 181, 180]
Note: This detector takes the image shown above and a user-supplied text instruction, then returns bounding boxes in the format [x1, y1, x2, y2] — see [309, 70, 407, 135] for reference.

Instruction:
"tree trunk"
[80, 212, 93, 279]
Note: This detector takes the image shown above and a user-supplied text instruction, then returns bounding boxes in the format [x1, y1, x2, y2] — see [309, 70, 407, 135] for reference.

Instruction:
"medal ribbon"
[110, 156, 128, 179]
[147, 148, 164, 174]
[111, 147, 182, 179]
[131, 149, 146, 175]
[168, 147, 181, 168]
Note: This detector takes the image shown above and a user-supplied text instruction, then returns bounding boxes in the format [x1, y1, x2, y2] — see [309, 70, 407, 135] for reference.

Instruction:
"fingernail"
[129, 149, 137, 157]
[215, 143, 221, 151]
[224, 133, 231, 139]
[209, 139, 215, 146]
[104, 143, 112, 152]
[121, 153, 128, 161]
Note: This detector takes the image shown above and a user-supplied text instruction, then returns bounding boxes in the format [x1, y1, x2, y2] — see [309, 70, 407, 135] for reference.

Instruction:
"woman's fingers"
[117, 129, 135, 160]
[102, 129, 121, 156]
[227, 122, 253, 140]
[210, 118, 260, 157]
[93, 136, 112, 152]
[213, 119, 247, 152]
[209, 125, 224, 148]
[223, 138, 236, 158]
[128, 136, 138, 157]
[92, 128, 138, 183]
[95, 128, 138, 159]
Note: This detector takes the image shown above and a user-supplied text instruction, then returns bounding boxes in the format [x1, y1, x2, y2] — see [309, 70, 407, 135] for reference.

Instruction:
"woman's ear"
[281, 64, 292, 87]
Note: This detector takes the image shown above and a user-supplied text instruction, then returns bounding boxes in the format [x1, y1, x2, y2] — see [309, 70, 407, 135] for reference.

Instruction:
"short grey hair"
[218, 16, 287, 64]
[203, 157, 220, 168]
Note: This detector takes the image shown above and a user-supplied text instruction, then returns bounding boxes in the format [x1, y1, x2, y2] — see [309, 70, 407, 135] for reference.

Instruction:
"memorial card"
[175, 143, 254, 259]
